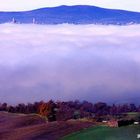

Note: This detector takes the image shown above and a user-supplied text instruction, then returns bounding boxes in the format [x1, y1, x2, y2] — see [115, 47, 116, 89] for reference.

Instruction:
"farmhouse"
[106, 119, 136, 127]
[107, 120, 118, 127]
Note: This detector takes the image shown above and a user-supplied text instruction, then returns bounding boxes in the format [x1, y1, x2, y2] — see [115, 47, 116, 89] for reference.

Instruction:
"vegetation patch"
[61, 125, 140, 140]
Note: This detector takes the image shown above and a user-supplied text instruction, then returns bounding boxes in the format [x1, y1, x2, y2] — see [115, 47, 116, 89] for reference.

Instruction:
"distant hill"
[0, 5, 140, 25]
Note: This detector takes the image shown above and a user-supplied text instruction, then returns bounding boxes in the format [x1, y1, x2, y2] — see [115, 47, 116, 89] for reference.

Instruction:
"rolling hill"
[0, 112, 93, 140]
[0, 5, 140, 24]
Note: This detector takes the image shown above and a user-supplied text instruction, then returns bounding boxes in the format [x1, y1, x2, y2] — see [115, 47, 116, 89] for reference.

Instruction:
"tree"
[56, 102, 74, 121]
[39, 100, 57, 122]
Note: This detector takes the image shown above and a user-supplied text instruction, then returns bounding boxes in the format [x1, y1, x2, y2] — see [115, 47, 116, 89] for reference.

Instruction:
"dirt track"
[0, 112, 94, 140]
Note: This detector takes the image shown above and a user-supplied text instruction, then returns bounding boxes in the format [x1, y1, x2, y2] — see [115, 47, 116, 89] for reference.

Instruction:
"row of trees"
[0, 100, 140, 121]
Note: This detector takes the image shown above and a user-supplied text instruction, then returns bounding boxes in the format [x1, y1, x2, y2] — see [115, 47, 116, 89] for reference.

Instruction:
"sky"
[0, 24, 140, 104]
[0, 0, 140, 12]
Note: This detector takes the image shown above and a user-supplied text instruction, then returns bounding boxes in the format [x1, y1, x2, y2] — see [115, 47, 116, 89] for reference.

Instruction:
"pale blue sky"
[0, 0, 140, 12]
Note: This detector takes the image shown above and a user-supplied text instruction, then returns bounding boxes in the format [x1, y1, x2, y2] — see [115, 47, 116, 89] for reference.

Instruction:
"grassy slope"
[0, 112, 94, 140]
[61, 125, 140, 140]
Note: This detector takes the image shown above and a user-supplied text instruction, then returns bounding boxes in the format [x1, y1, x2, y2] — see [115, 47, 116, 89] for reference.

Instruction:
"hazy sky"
[0, 0, 140, 12]
[0, 24, 140, 104]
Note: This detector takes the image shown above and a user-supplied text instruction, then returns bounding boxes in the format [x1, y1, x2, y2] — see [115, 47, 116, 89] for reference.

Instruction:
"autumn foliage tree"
[39, 100, 57, 122]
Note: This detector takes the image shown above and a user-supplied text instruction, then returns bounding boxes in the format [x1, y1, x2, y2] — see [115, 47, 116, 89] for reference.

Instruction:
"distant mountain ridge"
[0, 5, 140, 25]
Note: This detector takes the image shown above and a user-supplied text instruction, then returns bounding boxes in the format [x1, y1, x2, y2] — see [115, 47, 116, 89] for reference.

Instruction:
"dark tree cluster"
[0, 102, 41, 114]
[0, 101, 140, 122]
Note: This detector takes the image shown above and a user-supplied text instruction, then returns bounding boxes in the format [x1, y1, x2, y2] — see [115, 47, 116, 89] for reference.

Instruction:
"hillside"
[0, 112, 93, 140]
[0, 5, 140, 24]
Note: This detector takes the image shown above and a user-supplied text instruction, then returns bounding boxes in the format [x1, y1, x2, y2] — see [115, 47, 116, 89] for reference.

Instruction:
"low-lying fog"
[0, 23, 140, 104]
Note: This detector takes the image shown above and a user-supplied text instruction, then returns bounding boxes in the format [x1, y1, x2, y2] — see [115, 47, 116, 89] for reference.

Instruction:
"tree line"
[0, 100, 140, 122]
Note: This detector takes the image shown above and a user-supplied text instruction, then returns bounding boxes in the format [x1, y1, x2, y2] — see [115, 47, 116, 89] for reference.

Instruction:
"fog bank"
[0, 23, 140, 104]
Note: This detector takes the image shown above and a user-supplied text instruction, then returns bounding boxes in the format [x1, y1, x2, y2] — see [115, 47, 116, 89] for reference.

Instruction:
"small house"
[107, 120, 118, 127]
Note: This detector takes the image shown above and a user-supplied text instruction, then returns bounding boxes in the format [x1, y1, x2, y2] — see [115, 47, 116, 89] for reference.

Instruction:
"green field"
[61, 125, 140, 140]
